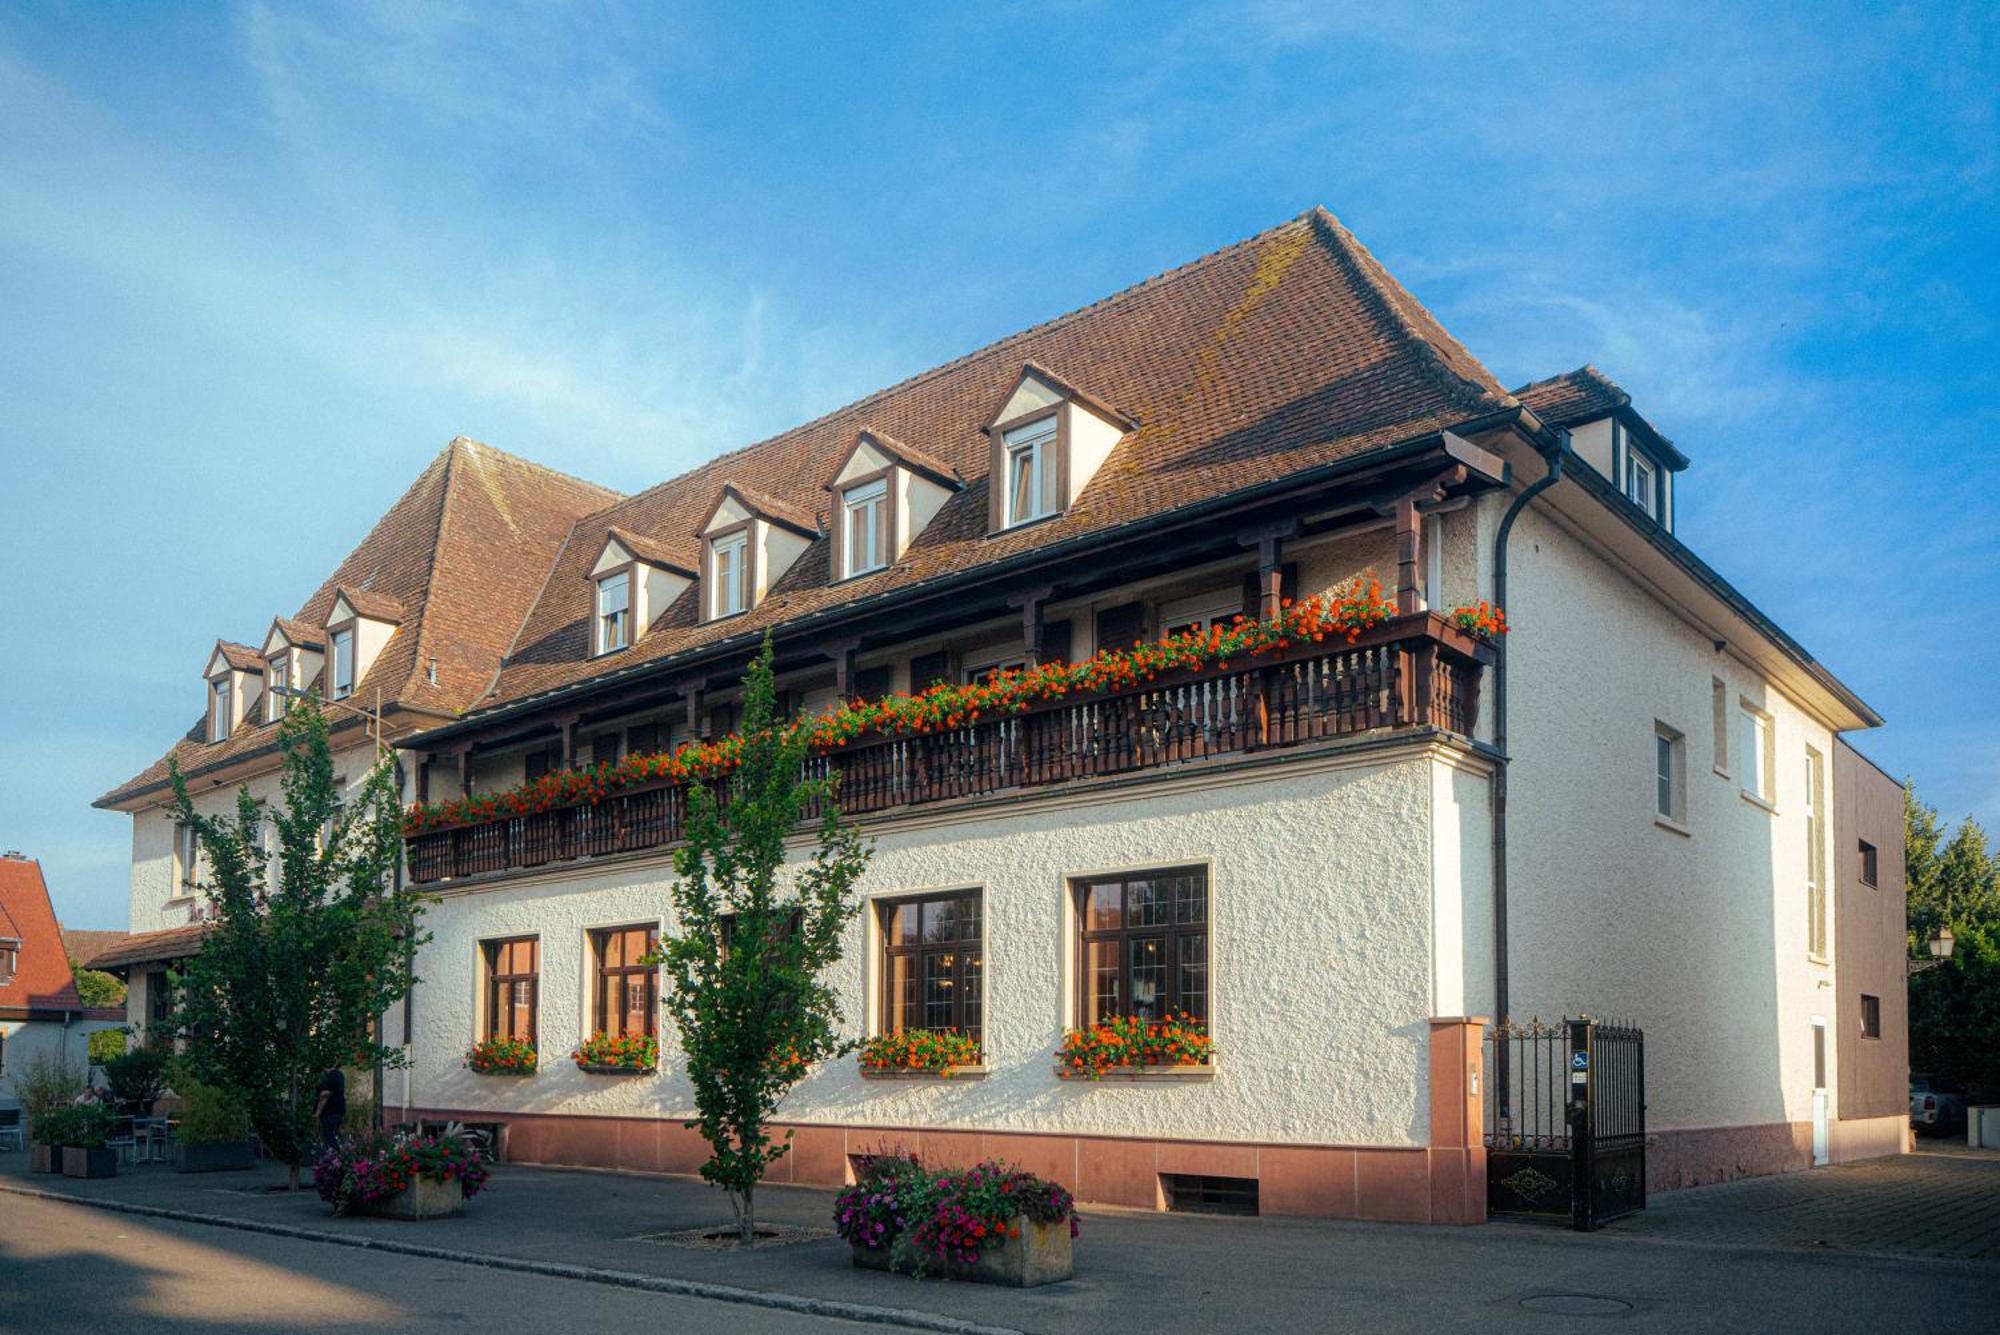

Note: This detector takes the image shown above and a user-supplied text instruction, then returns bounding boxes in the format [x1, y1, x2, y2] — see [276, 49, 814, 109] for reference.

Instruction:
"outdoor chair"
[107, 1116, 139, 1165]
[0, 1109, 23, 1152]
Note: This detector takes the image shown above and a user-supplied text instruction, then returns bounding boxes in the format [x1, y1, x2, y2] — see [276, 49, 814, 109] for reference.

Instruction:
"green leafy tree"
[1905, 782, 2000, 1092]
[654, 638, 870, 1242]
[167, 695, 427, 1189]
[69, 963, 126, 1010]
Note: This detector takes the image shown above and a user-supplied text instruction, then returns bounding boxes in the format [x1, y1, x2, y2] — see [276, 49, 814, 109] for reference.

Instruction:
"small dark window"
[591, 733, 621, 769]
[483, 937, 539, 1044]
[627, 722, 664, 756]
[1161, 1173, 1258, 1216]
[1858, 840, 1878, 888]
[0, 943, 17, 986]
[523, 745, 562, 782]
[1075, 867, 1208, 1027]
[879, 891, 982, 1041]
[148, 969, 174, 1026]
[1860, 994, 1881, 1039]
[592, 924, 658, 1039]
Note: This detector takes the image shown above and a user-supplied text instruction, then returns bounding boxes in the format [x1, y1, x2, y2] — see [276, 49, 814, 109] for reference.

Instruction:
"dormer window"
[983, 362, 1135, 536]
[711, 530, 748, 618]
[1003, 417, 1059, 528]
[331, 628, 355, 700]
[596, 570, 631, 654]
[266, 652, 291, 722]
[843, 478, 888, 575]
[1626, 450, 1658, 520]
[210, 677, 233, 742]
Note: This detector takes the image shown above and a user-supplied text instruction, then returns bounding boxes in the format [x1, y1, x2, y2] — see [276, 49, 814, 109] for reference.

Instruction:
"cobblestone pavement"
[1605, 1150, 2000, 1261]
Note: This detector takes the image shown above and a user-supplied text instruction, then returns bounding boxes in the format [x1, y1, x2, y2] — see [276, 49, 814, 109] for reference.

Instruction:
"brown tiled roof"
[268, 616, 326, 650]
[605, 526, 697, 577]
[87, 923, 212, 971]
[333, 585, 408, 624]
[60, 927, 130, 970]
[987, 360, 1138, 431]
[468, 208, 1510, 713]
[96, 439, 620, 807]
[210, 641, 264, 674]
[0, 857, 96, 1012]
[716, 481, 821, 537]
[825, 429, 962, 492]
[1515, 365, 1686, 467]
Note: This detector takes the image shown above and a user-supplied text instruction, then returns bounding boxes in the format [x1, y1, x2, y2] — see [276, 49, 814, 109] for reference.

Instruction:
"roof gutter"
[407, 412, 1531, 748]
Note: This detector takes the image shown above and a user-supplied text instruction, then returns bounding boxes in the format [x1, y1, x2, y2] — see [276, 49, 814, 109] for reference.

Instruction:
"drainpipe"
[1491, 427, 1567, 1123]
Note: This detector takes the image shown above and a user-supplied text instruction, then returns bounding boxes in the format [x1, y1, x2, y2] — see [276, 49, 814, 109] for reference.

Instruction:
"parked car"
[1910, 1074, 1968, 1136]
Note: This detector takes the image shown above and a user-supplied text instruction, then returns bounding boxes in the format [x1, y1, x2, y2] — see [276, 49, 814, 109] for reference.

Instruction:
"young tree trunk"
[738, 1184, 756, 1245]
[286, 1072, 301, 1191]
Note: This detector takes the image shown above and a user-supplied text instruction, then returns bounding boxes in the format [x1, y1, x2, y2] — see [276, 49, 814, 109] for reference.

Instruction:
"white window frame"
[1739, 701, 1774, 807]
[843, 478, 889, 577]
[1002, 418, 1057, 528]
[595, 570, 631, 655]
[331, 628, 355, 700]
[266, 653, 290, 722]
[1158, 589, 1240, 639]
[1710, 676, 1730, 777]
[1654, 722, 1687, 830]
[210, 677, 232, 742]
[710, 531, 749, 619]
[1627, 450, 1657, 518]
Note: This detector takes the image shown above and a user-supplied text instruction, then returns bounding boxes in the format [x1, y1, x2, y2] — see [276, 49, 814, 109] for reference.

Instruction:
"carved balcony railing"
[405, 612, 1491, 886]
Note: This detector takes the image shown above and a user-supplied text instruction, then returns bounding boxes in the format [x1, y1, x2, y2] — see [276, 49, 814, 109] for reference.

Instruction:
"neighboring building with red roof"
[95, 209, 1905, 1219]
[0, 853, 124, 1110]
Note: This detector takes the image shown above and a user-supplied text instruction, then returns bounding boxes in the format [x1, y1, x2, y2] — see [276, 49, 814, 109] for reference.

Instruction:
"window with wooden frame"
[709, 528, 749, 619]
[878, 891, 982, 1041]
[1626, 450, 1658, 520]
[841, 477, 890, 578]
[1001, 416, 1059, 528]
[0, 940, 16, 986]
[1738, 702, 1774, 805]
[482, 937, 539, 1044]
[1654, 722, 1687, 827]
[523, 744, 563, 783]
[173, 821, 200, 897]
[591, 924, 658, 1040]
[1858, 840, 1879, 888]
[1074, 867, 1208, 1027]
[595, 569, 631, 654]
[209, 677, 232, 742]
[1859, 993, 1881, 1039]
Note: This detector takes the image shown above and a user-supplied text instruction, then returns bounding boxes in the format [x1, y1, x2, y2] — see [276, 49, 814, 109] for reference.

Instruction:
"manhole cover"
[1520, 1294, 1633, 1316]
[628, 1224, 835, 1250]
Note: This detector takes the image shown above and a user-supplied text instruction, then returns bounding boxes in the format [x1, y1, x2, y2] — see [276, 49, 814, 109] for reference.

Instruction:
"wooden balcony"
[405, 612, 1491, 886]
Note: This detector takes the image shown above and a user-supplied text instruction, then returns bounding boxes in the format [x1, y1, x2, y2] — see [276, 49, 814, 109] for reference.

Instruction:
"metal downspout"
[1492, 429, 1567, 1123]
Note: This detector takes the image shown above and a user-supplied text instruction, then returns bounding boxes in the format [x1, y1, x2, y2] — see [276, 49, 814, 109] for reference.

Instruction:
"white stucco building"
[98, 209, 1906, 1222]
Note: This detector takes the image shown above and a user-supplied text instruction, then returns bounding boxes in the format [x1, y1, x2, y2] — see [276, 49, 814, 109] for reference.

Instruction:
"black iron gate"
[1484, 1017, 1645, 1230]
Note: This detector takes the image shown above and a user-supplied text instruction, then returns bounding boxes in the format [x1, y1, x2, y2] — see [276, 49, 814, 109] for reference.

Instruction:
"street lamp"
[1908, 926, 1955, 975]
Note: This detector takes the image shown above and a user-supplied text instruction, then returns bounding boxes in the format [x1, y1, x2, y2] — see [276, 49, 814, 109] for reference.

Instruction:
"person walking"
[313, 1066, 346, 1148]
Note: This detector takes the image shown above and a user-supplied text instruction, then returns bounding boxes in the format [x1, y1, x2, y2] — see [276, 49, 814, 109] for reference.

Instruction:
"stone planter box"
[61, 1146, 118, 1179]
[175, 1140, 256, 1173]
[357, 1176, 465, 1220]
[29, 1142, 61, 1174]
[853, 1216, 1072, 1287]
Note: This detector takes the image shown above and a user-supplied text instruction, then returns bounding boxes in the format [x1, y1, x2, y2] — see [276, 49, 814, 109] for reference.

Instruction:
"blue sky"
[2, 2, 1994, 929]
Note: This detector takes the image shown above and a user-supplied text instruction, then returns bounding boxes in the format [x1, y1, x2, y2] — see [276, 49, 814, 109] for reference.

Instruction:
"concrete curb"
[0, 1182, 1025, 1335]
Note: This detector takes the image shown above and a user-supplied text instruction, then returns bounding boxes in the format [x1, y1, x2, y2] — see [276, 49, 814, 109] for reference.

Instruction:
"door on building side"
[1810, 1017, 1830, 1166]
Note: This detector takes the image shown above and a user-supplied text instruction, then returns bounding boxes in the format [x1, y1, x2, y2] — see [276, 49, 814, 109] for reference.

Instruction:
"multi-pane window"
[711, 531, 748, 618]
[1805, 747, 1827, 959]
[331, 629, 355, 700]
[483, 937, 539, 1045]
[1654, 723, 1686, 825]
[1739, 703, 1774, 804]
[596, 571, 631, 654]
[266, 653, 290, 722]
[1626, 451, 1657, 519]
[174, 822, 200, 896]
[843, 479, 889, 577]
[592, 924, 658, 1040]
[1859, 840, 1879, 888]
[1859, 994, 1881, 1039]
[0, 941, 16, 985]
[879, 891, 982, 1041]
[1003, 417, 1058, 527]
[1075, 867, 1209, 1026]
[210, 677, 232, 742]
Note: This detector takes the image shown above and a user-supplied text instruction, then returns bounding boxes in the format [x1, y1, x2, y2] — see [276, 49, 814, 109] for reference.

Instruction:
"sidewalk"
[4, 1152, 1993, 1335]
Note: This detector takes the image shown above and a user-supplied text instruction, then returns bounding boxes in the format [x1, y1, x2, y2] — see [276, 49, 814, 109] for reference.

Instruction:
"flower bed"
[465, 1038, 537, 1075]
[857, 1029, 981, 1077]
[313, 1128, 491, 1217]
[404, 577, 1413, 835]
[834, 1156, 1078, 1285]
[572, 1032, 658, 1073]
[1055, 1013, 1213, 1079]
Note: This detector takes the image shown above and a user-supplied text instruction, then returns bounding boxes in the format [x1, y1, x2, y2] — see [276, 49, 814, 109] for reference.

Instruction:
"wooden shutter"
[853, 664, 894, 701]
[710, 703, 737, 738]
[908, 650, 952, 691]
[524, 745, 559, 782]
[591, 733, 620, 768]
[1040, 618, 1073, 666]
[1094, 602, 1147, 652]
[626, 722, 663, 755]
